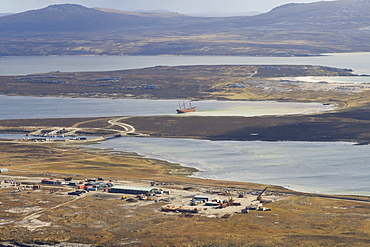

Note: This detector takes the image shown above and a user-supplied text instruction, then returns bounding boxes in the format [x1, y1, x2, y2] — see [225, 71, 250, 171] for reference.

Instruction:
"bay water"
[0, 95, 331, 120]
[91, 138, 370, 196]
[0, 52, 370, 76]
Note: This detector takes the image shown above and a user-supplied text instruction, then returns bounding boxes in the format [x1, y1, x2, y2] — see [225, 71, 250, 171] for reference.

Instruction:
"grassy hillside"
[0, 1, 369, 56]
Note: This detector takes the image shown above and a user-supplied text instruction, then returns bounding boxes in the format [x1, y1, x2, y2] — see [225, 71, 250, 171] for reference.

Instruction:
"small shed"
[193, 195, 209, 202]
[0, 168, 9, 173]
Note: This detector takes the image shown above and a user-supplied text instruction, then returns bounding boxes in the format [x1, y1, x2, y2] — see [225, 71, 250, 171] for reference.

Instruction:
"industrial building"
[193, 195, 210, 201]
[108, 185, 156, 194]
[0, 168, 9, 173]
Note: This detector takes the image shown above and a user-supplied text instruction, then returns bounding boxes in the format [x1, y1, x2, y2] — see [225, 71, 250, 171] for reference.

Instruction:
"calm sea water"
[91, 138, 370, 196]
[0, 52, 370, 75]
[3, 130, 369, 195]
[0, 95, 331, 120]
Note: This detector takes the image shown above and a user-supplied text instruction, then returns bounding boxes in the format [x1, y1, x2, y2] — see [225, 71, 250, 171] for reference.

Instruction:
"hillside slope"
[237, 0, 370, 31]
[0, 0, 368, 56]
[0, 4, 191, 31]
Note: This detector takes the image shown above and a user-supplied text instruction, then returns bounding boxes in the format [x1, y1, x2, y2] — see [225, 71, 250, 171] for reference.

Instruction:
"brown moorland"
[0, 140, 370, 246]
[0, 65, 359, 104]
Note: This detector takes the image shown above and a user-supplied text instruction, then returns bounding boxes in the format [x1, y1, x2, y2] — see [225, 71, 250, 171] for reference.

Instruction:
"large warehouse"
[108, 185, 156, 194]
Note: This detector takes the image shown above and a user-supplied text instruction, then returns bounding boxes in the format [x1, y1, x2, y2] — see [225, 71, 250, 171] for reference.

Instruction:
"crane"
[257, 187, 268, 201]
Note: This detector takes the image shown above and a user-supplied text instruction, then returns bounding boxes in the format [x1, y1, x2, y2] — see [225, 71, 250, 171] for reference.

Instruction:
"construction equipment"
[257, 187, 268, 201]
[257, 187, 273, 203]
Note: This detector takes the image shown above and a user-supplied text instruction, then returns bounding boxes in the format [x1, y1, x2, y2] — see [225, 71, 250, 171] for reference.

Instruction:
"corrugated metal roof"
[194, 195, 209, 198]
[110, 185, 154, 191]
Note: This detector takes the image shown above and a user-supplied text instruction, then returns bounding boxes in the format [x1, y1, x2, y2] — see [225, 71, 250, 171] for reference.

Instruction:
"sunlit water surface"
[0, 95, 332, 120]
[91, 138, 370, 196]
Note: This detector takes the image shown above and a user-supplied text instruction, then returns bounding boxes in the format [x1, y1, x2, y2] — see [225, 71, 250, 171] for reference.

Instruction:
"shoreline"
[1, 135, 369, 198]
[87, 137, 370, 198]
[2, 138, 369, 202]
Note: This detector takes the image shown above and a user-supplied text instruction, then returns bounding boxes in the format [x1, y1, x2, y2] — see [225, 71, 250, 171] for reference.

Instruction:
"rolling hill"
[0, 0, 368, 56]
[0, 4, 190, 32]
[232, 0, 370, 31]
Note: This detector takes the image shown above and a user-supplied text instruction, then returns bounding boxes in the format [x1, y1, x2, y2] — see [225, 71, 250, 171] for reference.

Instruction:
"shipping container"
[41, 179, 54, 184]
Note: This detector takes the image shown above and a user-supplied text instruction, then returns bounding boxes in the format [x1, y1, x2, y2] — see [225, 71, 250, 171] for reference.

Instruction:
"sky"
[0, 0, 333, 14]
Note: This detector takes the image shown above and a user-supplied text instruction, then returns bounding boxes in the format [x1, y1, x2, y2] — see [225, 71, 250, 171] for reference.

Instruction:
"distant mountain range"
[0, 4, 188, 32]
[232, 0, 370, 31]
[0, 0, 369, 56]
[0, 13, 12, 17]
[186, 11, 261, 17]
[94, 7, 185, 18]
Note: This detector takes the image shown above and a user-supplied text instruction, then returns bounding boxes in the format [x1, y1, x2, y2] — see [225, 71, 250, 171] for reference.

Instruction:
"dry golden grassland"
[1, 141, 370, 246]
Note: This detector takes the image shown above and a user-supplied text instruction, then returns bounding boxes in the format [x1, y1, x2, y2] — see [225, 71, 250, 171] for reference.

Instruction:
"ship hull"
[176, 107, 196, 114]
